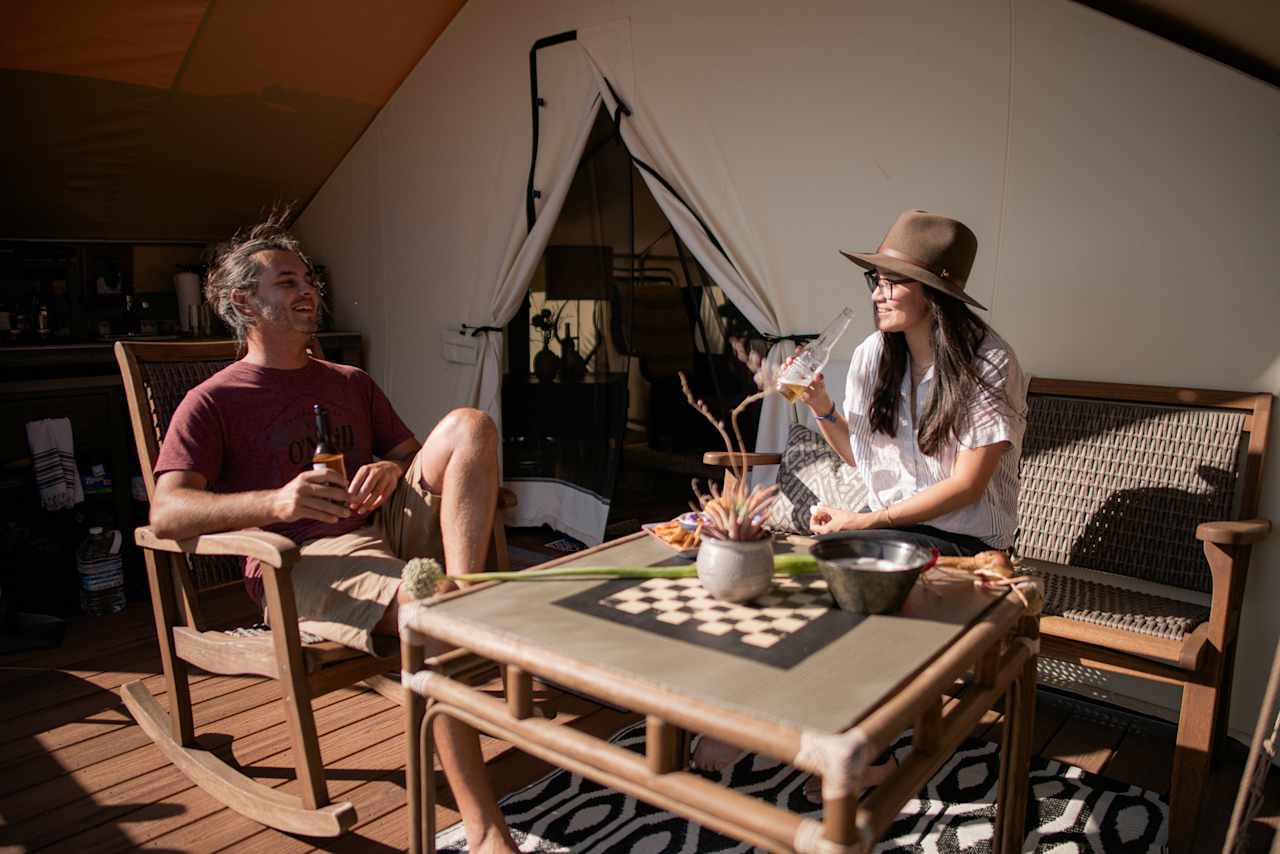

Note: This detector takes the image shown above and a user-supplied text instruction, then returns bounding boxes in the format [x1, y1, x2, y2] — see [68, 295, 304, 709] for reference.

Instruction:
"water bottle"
[775, 307, 855, 400]
[77, 527, 125, 616]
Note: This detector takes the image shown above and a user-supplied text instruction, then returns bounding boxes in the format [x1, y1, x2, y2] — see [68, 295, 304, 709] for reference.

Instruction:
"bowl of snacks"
[809, 535, 939, 614]
[675, 511, 704, 531]
[643, 517, 702, 556]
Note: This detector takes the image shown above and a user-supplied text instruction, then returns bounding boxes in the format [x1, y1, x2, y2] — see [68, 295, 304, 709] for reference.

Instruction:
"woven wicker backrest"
[139, 358, 238, 589]
[143, 360, 232, 443]
[1015, 395, 1244, 593]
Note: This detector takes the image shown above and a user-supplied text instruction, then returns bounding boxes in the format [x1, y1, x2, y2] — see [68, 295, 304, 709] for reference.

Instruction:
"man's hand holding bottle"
[270, 462, 400, 525]
[272, 468, 352, 524]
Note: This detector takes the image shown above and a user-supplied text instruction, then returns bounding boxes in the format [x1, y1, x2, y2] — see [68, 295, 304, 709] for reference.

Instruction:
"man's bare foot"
[691, 736, 742, 773]
[803, 755, 897, 802]
[470, 826, 518, 854]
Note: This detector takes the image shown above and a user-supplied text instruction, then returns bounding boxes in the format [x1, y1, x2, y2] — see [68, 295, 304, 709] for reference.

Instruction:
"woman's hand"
[347, 460, 402, 514]
[800, 372, 832, 414]
[780, 352, 832, 414]
[808, 505, 882, 535]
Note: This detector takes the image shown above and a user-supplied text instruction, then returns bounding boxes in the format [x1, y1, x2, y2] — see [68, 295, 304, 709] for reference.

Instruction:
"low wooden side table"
[400, 533, 1041, 853]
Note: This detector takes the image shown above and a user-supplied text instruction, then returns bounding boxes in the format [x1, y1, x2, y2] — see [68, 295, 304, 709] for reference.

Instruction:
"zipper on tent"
[524, 30, 734, 276]
[526, 30, 579, 231]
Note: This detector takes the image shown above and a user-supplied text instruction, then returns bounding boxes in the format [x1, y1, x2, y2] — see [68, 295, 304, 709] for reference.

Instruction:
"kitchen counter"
[0, 331, 362, 384]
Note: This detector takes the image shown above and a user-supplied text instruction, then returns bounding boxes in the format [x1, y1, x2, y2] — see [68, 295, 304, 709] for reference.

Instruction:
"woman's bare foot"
[803, 755, 897, 802]
[691, 736, 743, 773]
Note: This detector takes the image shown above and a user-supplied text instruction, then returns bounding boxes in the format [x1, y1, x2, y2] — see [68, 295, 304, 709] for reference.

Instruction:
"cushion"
[1021, 558, 1210, 641]
[765, 423, 869, 534]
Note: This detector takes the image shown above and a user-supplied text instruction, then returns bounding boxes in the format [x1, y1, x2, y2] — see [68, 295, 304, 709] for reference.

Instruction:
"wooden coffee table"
[400, 533, 1041, 854]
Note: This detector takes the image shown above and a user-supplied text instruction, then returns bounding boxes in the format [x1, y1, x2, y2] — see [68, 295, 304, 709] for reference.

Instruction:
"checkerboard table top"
[553, 574, 857, 670]
[419, 533, 1011, 734]
[606, 576, 830, 645]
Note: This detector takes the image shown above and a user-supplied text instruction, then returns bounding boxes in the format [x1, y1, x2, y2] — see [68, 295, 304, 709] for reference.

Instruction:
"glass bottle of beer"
[312, 404, 347, 480]
[776, 307, 855, 401]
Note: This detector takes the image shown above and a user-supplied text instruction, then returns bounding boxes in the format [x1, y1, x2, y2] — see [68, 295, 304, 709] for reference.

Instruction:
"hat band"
[878, 246, 964, 287]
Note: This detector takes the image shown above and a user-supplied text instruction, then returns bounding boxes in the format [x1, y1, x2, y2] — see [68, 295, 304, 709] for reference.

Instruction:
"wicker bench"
[707, 376, 1271, 852]
[1015, 378, 1271, 852]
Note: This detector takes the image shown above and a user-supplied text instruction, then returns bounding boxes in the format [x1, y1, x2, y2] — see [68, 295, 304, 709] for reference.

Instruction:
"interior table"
[400, 533, 1042, 854]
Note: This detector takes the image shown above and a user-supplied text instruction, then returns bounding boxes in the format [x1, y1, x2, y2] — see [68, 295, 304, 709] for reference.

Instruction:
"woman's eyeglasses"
[863, 270, 913, 297]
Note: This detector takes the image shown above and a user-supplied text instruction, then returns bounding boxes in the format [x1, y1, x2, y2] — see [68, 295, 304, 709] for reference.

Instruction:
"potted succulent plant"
[676, 373, 782, 601]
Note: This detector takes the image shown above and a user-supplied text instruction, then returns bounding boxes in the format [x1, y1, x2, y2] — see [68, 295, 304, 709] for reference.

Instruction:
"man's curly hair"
[204, 208, 318, 343]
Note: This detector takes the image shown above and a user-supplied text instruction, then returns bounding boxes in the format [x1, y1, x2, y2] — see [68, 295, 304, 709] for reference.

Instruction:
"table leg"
[404, 641, 426, 854]
[823, 791, 859, 850]
[994, 626, 1037, 854]
[646, 716, 683, 774]
[423, 705, 442, 854]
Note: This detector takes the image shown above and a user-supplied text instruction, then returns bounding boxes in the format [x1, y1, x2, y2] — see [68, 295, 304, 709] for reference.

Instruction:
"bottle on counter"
[77, 527, 125, 616]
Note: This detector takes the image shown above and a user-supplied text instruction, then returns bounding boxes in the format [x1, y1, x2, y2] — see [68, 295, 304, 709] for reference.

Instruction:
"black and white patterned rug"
[436, 722, 1166, 853]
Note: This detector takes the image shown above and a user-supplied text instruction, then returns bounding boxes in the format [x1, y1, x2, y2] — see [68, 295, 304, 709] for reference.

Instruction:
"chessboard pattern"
[554, 576, 861, 669]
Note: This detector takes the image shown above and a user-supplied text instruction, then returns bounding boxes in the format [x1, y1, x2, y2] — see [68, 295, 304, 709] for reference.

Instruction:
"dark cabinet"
[0, 332, 362, 616]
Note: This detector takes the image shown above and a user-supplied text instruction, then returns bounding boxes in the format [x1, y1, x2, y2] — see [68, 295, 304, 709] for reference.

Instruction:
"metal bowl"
[809, 535, 939, 614]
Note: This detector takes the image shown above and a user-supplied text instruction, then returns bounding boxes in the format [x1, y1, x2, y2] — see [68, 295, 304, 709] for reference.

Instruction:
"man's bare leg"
[414, 407, 500, 577]
[376, 592, 514, 853]
[375, 408, 514, 853]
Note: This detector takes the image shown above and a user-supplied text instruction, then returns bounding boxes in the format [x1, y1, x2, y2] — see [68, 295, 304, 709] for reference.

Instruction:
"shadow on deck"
[0, 569, 1275, 852]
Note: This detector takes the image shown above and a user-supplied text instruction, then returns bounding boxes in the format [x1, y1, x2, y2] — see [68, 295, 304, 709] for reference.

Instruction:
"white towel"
[25, 418, 84, 511]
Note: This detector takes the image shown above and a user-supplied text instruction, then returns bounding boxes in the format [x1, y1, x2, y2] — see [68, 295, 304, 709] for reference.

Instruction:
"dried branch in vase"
[678, 370, 781, 541]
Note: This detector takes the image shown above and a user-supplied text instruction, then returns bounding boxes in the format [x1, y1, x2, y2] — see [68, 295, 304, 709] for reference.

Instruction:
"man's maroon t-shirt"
[154, 358, 415, 548]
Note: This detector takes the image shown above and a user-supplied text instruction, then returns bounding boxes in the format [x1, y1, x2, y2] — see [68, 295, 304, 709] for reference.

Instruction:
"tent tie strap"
[761, 332, 818, 346]
[602, 76, 633, 130]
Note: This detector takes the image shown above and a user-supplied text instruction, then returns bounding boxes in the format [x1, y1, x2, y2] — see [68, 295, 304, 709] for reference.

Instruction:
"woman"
[804, 208, 1028, 557]
[693, 211, 1027, 794]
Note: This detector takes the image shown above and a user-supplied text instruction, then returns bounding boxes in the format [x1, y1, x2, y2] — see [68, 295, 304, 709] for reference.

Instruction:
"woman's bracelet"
[816, 400, 838, 422]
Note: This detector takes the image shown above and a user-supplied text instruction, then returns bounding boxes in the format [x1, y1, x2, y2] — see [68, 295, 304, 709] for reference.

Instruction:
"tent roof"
[0, 1, 465, 241]
[0, 0, 1273, 242]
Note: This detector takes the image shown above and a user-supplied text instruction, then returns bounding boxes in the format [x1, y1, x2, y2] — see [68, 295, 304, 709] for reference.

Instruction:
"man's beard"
[254, 298, 321, 333]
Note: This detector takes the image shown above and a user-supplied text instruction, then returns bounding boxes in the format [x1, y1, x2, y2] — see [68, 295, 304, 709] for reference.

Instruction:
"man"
[149, 214, 517, 854]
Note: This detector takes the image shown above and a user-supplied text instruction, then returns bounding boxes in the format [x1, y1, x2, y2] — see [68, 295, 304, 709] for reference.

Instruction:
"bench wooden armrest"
[1178, 622, 1213, 671]
[1195, 518, 1271, 545]
[135, 526, 300, 569]
[703, 452, 782, 468]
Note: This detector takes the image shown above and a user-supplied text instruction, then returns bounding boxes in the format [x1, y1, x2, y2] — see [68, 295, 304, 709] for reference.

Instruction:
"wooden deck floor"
[1, 583, 1277, 853]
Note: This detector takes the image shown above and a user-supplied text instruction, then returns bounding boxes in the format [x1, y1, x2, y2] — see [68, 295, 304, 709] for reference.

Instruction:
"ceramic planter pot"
[696, 537, 773, 603]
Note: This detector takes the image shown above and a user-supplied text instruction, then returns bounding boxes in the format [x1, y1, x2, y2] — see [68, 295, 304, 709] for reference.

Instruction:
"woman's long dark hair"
[868, 289, 1004, 456]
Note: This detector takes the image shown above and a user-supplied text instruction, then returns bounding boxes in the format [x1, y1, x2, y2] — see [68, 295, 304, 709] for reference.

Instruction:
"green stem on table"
[401, 555, 821, 598]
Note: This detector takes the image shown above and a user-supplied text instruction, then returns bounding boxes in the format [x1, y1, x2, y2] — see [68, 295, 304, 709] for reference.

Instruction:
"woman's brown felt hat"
[841, 209, 985, 310]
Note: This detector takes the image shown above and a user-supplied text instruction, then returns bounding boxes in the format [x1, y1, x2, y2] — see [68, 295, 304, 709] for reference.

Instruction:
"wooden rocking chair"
[114, 340, 514, 836]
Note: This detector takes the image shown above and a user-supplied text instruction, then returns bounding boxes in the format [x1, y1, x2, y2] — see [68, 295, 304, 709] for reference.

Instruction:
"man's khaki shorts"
[292, 449, 443, 654]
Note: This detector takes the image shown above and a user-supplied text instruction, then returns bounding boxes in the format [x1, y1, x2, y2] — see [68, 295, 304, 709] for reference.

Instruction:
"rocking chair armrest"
[702, 452, 782, 468]
[1195, 519, 1272, 546]
[135, 526, 301, 569]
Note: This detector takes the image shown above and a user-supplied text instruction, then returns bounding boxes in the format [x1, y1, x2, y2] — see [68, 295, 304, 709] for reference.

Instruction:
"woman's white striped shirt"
[841, 331, 1028, 549]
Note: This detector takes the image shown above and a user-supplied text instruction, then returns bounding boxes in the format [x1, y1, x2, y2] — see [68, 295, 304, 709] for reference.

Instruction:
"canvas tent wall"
[295, 0, 1280, 742]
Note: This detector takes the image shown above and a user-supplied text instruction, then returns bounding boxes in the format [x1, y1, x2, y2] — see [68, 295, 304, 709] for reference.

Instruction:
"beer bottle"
[312, 405, 347, 480]
[775, 307, 854, 401]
